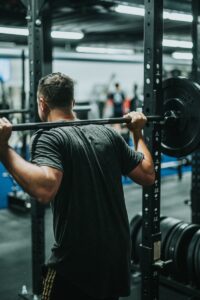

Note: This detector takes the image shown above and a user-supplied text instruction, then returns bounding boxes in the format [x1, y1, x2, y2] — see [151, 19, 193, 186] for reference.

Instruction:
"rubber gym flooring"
[0, 172, 191, 300]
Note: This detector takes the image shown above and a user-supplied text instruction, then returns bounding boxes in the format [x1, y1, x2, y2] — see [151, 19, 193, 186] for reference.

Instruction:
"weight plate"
[165, 222, 199, 282]
[165, 222, 187, 278]
[164, 222, 183, 260]
[194, 231, 200, 287]
[187, 229, 200, 286]
[129, 213, 142, 263]
[174, 224, 199, 282]
[135, 226, 142, 264]
[160, 217, 181, 257]
[132, 215, 167, 264]
[161, 77, 200, 157]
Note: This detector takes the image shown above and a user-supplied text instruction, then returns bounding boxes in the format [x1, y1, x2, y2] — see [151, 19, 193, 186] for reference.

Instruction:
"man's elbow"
[31, 187, 55, 204]
[144, 172, 156, 186]
[38, 193, 54, 204]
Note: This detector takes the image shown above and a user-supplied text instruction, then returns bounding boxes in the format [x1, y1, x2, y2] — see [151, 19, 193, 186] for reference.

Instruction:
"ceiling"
[0, 0, 194, 57]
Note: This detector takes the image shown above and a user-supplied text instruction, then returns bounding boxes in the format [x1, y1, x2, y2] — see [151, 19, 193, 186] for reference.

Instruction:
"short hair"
[37, 72, 74, 109]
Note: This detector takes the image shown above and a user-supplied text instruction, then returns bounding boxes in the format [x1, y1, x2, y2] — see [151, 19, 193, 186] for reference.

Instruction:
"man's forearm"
[132, 130, 155, 175]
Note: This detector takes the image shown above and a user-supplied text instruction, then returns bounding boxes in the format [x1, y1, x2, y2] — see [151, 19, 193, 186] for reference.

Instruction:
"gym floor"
[0, 172, 191, 300]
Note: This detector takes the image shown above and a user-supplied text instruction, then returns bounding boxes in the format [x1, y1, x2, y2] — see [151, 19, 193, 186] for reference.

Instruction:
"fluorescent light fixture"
[113, 5, 144, 16]
[76, 46, 134, 55]
[172, 52, 193, 60]
[0, 26, 84, 40]
[0, 27, 28, 36]
[163, 39, 193, 49]
[0, 48, 23, 55]
[114, 5, 193, 23]
[163, 11, 193, 22]
[51, 31, 84, 40]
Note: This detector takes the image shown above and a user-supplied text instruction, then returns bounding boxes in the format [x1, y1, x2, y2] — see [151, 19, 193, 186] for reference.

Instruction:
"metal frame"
[141, 0, 163, 299]
[21, 49, 27, 159]
[28, 0, 46, 296]
[191, 0, 200, 225]
[20, 0, 50, 297]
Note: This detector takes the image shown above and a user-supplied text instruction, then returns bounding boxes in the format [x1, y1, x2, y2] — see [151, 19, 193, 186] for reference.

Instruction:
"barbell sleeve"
[146, 115, 165, 122]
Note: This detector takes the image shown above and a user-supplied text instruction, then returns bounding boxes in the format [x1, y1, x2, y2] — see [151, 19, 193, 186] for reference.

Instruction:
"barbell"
[5, 77, 200, 158]
[0, 105, 91, 116]
[0, 109, 30, 115]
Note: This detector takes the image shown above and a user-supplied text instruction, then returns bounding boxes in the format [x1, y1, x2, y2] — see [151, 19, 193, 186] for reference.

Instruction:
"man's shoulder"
[95, 125, 122, 141]
[31, 127, 67, 146]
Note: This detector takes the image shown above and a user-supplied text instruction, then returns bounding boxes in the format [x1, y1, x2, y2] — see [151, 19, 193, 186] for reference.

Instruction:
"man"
[0, 72, 155, 300]
[108, 83, 125, 118]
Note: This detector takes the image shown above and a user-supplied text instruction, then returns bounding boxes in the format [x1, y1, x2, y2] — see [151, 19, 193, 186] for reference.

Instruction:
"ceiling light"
[0, 48, 23, 55]
[0, 27, 84, 40]
[163, 11, 193, 22]
[113, 5, 144, 16]
[163, 39, 193, 49]
[114, 5, 193, 23]
[0, 27, 28, 36]
[51, 31, 84, 40]
[76, 46, 134, 55]
[172, 52, 193, 60]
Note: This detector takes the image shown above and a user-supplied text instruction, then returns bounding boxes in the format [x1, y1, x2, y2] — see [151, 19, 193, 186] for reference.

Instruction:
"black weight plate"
[161, 77, 200, 157]
[161, 220, 183, 277]
[135, 226, 142, 264]
[187, 229, 200, 286]
[160, 217, 181, 257]
[133, 215, 167, 264]
[194, 232, 200, 287]
[174, 223, 199, 282]
[129, 213, 142, 263]
[165, 222, 187, 279]
[164, 221, 184, 260]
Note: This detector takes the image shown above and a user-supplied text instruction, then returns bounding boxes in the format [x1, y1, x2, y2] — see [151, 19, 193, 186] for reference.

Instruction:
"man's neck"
[47, 108, 77, 122]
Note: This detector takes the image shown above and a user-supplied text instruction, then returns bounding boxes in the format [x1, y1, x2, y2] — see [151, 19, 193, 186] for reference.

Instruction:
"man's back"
[31, 125, 143, 298]
[0, 72, 154, 300]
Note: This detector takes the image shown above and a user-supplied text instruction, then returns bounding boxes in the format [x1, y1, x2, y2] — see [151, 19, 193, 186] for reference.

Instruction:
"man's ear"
[40, 97, 50, 112]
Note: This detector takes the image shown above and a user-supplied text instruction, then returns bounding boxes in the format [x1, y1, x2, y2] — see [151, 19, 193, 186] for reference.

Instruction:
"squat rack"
[141, 1, 163, 299]
[143, 1, 200, 299]
[20, 0, 52, 297]
[17, 0, 196, 299]
[18, 0, 165, 299]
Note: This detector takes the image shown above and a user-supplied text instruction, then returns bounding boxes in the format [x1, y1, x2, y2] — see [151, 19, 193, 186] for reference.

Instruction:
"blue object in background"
[0, 163, 22, 209]
[0, 163, 13, 208]
[161, 154, 191, 177]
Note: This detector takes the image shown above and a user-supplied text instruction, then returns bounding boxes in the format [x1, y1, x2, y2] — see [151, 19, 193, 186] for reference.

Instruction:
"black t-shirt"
[30, 125, 143, 298]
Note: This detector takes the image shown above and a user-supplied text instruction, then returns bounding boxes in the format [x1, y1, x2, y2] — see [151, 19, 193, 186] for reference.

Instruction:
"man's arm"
[125, 112, 155, 186]
[0, 118, 63, 204]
